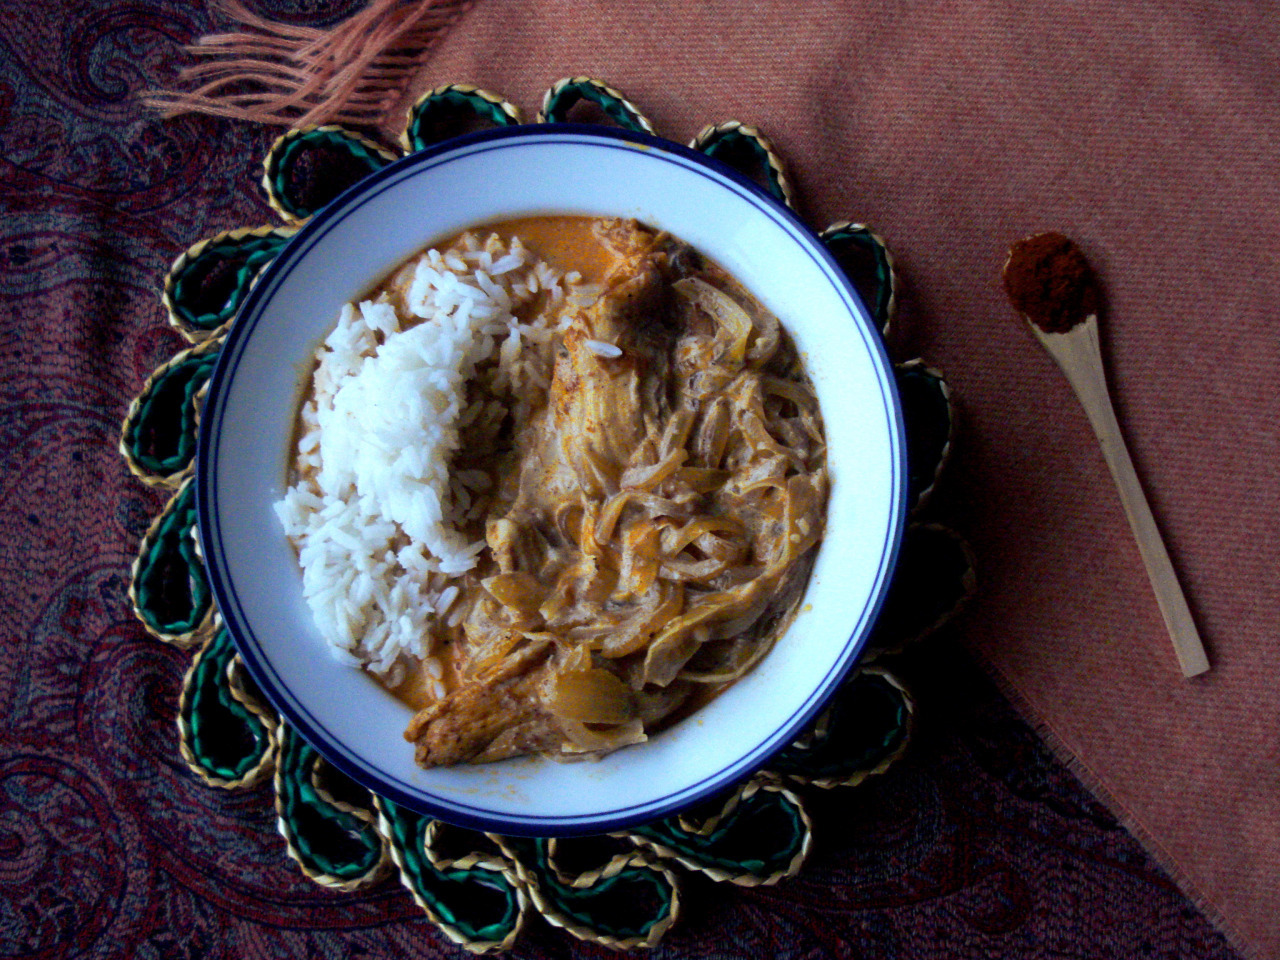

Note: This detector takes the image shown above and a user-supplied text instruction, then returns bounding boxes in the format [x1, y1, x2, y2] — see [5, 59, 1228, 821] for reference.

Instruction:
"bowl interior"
[198, 125, 905, 836]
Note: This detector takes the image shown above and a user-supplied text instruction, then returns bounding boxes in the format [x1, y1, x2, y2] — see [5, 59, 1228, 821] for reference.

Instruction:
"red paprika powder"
[1002, 232, 1100, 333]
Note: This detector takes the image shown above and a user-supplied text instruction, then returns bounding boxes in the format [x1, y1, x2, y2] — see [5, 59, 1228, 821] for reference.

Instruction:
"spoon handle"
[1031, 315, 1210, 678]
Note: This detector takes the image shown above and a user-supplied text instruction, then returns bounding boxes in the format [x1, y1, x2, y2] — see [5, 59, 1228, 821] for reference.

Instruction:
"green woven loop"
[180, 626, 273, 784]
[693, 124, 792, 207]
[132, 480, 210, 639]
[405, 85, 520, 152]
[381, 800, 524, 948]
[539, 77, 653, 132]
[629, 783, 807, 883]
[265, 126, 394, 221]
[896, 361, 953, 512]
[500, 836, 676, 942]
[121, 345, 218, 479]
[867, 525, 975, 656]
[769, 669, 913, 785]
[820, 223, 897, 334]
[275, 725, 386, 884]
[169, 231, 292, 333]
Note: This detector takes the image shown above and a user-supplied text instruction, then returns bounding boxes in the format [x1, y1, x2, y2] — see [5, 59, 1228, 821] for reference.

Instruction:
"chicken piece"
[512, 228, 682, 507]
[560, 265, 669, 486]
[406, 231, 690, 767]
[404, 641, 565, 767]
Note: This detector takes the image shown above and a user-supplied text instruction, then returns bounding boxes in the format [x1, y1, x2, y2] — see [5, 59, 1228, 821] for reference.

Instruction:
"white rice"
[584, 338, 623, 358]
[274, 234, 597, 681]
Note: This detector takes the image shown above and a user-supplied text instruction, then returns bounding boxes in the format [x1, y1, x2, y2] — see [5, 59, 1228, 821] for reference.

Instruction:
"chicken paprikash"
[280, 216, 828, 767]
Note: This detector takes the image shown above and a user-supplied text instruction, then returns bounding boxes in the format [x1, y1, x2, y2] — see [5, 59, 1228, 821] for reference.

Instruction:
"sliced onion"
[674, 276, 753, 366]
[657, 408, 695, 460]
[763, 376, 817, 410]
[746, 304, 781, 365]
[618, 521, 661, 597]
[660, 556, 731, 581]
[621, 448, 688, 491]
[600, 580, 684, 658]
[557, 717, 647, 754]
[657, 516, 745, 555]
[740, 411, 798, 465]
[672, 466, 731, 493]
[625, 436, 659, 470]
[680, 632, 773, 684]
[593, 490, 638, 546]
[642, 624, 705, 688]
[695, 397, 730, 468]
[547, 668, 638, 724]
[782, 473, 823, 563]
[482, 571, 546, 613]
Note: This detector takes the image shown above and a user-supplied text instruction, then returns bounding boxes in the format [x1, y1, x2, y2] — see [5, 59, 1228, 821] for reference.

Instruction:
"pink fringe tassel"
[141, 0, 474, 128]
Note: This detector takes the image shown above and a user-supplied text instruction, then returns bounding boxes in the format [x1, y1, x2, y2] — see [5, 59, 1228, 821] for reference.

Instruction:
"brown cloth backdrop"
[388, 0, 1280, 954]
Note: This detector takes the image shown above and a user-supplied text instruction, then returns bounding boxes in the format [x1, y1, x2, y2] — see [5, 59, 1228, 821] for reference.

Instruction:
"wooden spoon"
[1003, 233, 1210, 678]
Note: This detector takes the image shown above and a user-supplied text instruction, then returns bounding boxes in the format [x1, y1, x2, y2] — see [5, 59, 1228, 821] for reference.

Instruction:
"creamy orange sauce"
[476, 215, 620, 285]
[392, 643, 459, 710]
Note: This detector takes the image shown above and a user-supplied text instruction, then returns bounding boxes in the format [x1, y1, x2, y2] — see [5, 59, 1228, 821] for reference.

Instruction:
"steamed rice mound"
[274, 233, 593, 685]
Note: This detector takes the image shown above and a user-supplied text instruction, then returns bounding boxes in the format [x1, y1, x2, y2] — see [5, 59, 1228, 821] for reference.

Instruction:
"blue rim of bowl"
[197, 123, 907, 837]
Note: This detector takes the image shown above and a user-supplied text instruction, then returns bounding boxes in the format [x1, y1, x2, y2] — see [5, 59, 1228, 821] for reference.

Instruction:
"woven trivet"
[121, 76, 972, 952]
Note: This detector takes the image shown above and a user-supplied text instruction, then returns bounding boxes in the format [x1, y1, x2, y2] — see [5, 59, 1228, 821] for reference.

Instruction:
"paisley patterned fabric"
[0, 1, 1243, 957]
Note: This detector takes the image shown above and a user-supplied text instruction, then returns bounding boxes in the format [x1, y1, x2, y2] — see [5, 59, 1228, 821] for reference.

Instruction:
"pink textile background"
[387, 1, 1280, 956]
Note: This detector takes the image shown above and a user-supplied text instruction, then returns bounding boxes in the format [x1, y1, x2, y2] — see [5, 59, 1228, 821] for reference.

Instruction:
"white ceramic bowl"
[197, 125, 906, 836]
